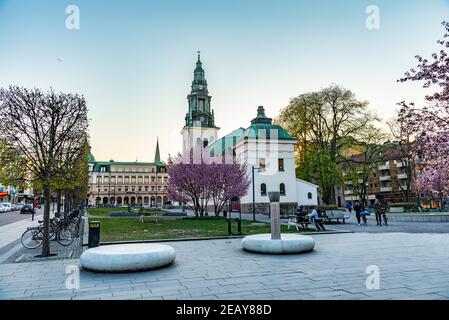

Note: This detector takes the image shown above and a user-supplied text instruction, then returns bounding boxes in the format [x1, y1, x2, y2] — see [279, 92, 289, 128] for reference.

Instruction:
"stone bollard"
[268, 192, 281, 240]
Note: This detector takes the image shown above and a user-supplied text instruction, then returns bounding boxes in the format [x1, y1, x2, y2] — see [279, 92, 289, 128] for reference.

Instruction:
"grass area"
[94, 216, 318, 242]
[88, 207, 163, 217]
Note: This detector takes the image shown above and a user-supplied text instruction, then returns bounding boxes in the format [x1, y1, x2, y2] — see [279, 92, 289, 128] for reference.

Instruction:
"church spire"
[154, 137, 161, 163]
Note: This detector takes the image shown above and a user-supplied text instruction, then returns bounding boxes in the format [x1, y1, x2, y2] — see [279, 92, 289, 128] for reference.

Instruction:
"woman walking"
[354, 201, 362, 225]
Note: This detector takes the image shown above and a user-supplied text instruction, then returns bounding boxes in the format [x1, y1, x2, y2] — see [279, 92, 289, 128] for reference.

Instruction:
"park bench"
[138, 213, 160, 223]
[325, 210, 350, 224]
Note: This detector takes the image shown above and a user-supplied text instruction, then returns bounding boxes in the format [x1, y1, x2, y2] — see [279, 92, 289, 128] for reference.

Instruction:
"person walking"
[346, 201, 353, 214]
[354, 201, 362, 225]
[374, 199, 383, 226]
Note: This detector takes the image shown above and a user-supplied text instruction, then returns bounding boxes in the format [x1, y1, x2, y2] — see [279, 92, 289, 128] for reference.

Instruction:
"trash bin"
[88, 221, 101, 248]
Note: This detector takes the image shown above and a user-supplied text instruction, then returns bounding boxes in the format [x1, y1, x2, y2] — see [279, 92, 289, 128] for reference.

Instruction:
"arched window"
[280, 183, 286, 196]
[308, 192, 313, 199]
[261, 183, 267, 196]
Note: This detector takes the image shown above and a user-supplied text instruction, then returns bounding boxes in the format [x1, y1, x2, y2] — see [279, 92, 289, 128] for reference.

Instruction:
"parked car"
[0, 204, 9, 213]
[20, 204, 35, 214]
[15, 203, 25, 211]
[1, 202, 13, 212]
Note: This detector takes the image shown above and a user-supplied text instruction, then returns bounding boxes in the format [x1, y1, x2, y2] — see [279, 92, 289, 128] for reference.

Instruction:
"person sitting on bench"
[296, 205, 309, 228]
[309, 206, 326, 231]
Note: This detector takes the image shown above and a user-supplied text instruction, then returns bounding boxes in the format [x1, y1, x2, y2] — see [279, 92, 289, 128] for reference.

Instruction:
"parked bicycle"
[21, 211, 80, 249]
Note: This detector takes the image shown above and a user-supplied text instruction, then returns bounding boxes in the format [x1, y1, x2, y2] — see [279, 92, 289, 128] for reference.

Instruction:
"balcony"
[344, 190, 353, 195]
[344, 181, 353, 185]
[380, 187, 392, 192]
[378, 164, 390, 171]
[379, 175, 391, 181]
[397, 173, 408, 180]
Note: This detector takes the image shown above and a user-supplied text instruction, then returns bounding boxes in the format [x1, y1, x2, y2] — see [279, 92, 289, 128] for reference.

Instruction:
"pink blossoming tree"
[167, 147, 250, 217]
[398, 21, 449, 206]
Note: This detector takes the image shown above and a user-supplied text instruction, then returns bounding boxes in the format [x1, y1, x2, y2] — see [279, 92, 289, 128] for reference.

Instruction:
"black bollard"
[236, 217, 242, 235]
[227, 217, 232, 235]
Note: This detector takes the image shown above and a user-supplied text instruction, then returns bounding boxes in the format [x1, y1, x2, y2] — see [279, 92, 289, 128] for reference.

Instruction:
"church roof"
[87, 152, 96, 164]
[208, 127, 245, 155]
[243, 106, 295, 140]
[207, 106, 295, 155]
[154, 138, 161, 163]
[242, 123, 295, 141]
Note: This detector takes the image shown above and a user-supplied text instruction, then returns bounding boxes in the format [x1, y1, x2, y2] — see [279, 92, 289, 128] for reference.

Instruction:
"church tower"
[181, 52, 219, 153]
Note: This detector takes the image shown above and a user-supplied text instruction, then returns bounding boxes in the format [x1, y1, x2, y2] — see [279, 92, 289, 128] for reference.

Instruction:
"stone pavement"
[0, 212, 43, 251]
[1, 232, 449, 300]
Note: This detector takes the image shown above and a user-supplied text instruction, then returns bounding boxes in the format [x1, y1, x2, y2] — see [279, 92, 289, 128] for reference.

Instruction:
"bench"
[138, 214, 159, 223]
[325, 210, 350, 224]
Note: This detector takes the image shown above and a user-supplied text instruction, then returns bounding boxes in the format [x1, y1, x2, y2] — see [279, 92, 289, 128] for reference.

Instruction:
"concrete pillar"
[270, 202, 281, 240]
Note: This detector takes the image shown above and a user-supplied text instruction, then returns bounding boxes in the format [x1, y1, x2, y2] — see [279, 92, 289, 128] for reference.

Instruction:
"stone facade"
[87, 140, 169, 207]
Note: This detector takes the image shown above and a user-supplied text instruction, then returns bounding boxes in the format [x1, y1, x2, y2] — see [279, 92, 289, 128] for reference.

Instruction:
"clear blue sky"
[1, 0, 448, 162]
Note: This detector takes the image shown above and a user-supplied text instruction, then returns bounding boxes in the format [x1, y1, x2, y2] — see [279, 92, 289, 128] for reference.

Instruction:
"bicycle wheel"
[21, 228, 43, 249]
[56, 228, 75, 246]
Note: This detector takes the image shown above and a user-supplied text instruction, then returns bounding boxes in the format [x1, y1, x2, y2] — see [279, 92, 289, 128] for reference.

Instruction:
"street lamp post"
[252, 166, 260, 222]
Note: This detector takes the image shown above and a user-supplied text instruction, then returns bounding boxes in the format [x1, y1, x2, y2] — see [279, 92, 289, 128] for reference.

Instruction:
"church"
[181, 53, 318, 214]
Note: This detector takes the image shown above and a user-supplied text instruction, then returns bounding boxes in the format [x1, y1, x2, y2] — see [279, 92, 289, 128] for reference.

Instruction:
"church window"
[278, 159, 284, 172]
[259, 158, 266, 171]
[198, 99, 205, 111]
[280, 183, 286, 196]
[261, 183, 267, 196]
[308, 192, 313, 199]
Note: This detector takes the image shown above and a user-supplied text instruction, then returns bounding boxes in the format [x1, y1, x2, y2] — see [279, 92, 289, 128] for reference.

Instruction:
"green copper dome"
[243, 106, 295, 140]
[87, 152, 96, 164]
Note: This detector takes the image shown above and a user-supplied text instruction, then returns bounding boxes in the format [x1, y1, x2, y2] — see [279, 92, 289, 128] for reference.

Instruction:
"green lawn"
[93, 216, 316, 242]
[88, 207, 163, 217]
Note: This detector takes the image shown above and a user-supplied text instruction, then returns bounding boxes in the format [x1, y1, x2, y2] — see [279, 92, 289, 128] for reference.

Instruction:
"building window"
[118, 187, 122, 192]
[259, 158, 266, 171]
[138, 187, 142, 192]
[278, 159, 284, 172]
[145, 186, 148, 192]
[151, 177, 155, 183]
[307, 192, 313, 199]
[125, 186, 129, 192]
[198, 99, 205, 110]
[280, 183, 286, 196]
[261, 183, 267, 196]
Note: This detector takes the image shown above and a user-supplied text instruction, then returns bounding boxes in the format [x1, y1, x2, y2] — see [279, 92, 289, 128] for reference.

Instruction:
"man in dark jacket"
[354, 201, 362, 225]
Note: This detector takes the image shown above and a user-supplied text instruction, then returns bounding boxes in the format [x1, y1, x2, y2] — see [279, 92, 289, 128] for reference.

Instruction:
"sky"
[1, 0, 448, 163]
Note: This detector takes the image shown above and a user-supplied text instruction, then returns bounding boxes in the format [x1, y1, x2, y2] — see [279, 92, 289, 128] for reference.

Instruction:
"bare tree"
[342, 125, 387, 205]
[0, 86, 89, 257]
[388, 116, 418, 202]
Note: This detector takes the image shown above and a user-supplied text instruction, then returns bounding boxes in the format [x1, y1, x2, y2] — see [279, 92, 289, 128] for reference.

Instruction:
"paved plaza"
[1, 232, 449, 300]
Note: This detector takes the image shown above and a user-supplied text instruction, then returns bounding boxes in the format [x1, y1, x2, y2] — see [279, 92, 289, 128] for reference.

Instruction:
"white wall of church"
[182, 126, 219, 154]
[235, 139, 298, 205]
[296, 179, 318, 206]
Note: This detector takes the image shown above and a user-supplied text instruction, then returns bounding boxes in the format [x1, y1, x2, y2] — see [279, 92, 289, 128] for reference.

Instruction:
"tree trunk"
[56, 190, 62, 214]
[41, 184, 51, 257]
